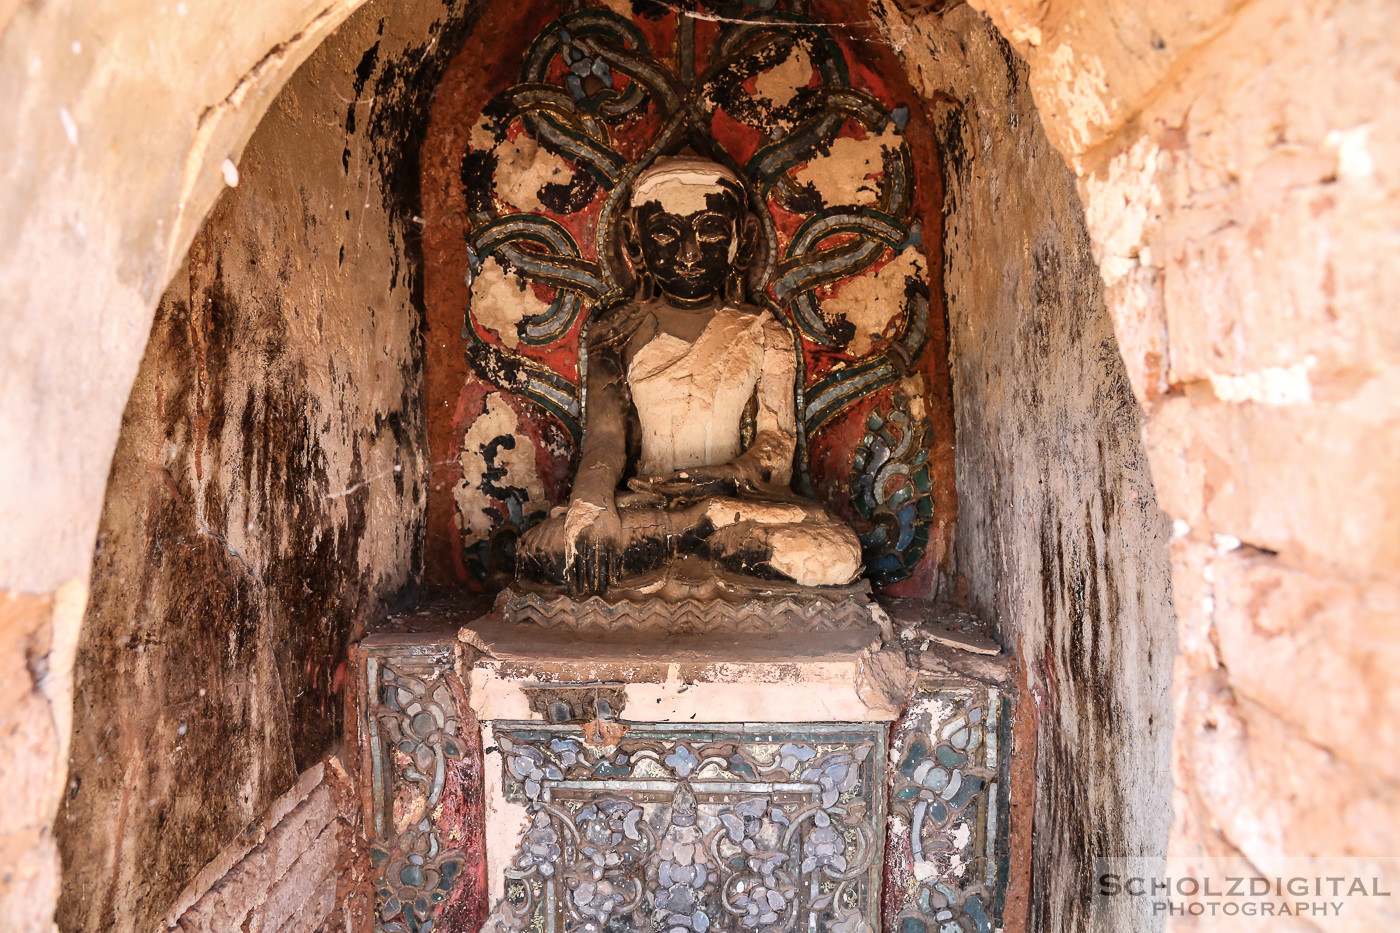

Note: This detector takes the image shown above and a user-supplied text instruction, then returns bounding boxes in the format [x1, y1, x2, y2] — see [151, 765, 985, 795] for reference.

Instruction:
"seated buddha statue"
[516, 155, 864, 598]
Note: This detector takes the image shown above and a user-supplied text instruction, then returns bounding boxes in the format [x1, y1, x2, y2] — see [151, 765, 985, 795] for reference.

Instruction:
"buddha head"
[623, 156, 759, 306]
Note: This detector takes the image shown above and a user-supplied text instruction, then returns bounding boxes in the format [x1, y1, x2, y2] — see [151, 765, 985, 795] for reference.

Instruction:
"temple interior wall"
[863, 5, 1177, 930]
[957, 0, 1400, 898]
[50, 2, 478, 931]
[0, 0, 1395, 932]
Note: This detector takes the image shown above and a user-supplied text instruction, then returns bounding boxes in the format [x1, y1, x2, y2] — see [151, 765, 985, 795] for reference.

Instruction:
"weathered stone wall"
[866, 4, 1177, 930]
[52, 3, 480, 931]
[958, 0, 1400, 922]
[0, 3, 378, 927]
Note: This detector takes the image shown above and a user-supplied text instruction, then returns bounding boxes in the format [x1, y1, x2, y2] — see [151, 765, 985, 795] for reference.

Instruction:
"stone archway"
[1, 4, 373, 931]
[940, 0, 1400, 890]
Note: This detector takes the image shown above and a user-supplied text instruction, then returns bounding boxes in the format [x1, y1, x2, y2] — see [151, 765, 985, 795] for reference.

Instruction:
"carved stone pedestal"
[354, 599, 1015, 933]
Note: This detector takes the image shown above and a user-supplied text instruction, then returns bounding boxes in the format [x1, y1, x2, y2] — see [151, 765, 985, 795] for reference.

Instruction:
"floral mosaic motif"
[488, 724, 886, 933]
[851, 406, 934, 584]
[454, 1, 941, 584]
[366, 659, 470, 933]
[887, 687, 1008, 933]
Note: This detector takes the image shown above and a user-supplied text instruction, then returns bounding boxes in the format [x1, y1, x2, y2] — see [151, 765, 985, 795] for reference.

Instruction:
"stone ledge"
[460, 614, 907, 722]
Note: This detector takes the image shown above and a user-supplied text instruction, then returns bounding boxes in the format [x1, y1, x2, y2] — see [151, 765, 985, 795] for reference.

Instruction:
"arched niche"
[46, 1, 1177, 932]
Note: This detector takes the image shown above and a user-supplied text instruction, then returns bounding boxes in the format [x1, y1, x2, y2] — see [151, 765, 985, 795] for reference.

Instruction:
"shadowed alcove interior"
[52, 0, 1173, 931]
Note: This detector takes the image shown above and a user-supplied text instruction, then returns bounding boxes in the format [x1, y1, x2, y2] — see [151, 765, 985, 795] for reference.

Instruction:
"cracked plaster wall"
[877, 0, 1400, 929]
[966, 0, 1400, 919]
[0, 1, 378, 930]
[865, 4, 1176, 930]
[49, 2, 480, 931]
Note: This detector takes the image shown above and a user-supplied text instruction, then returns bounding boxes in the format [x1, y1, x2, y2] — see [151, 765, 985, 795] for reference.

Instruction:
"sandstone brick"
[1103, 264, 1168, 404]
[1106, 0, 1400, 388]
[1145, 388, 1400, 579]
[276, 872, 338, 933]
[175, 784, 337, 931]
[0, 692, 59, 836]
[0, 596, 58, 837]
[1154, 179, 1385, 385]
[0, 593, 60, 933]
[1168, 536, 1217, 671]
[1141, 396, 1210, 532]
[1211, 551, 1400, 782]
[247, 824, 339, 933]
[1181, 679, 1400, 864]
[0, 829, 59, 933]
[968, 0, 1238, 163]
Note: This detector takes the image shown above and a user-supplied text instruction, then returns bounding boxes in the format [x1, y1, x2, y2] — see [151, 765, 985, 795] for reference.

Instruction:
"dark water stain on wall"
[55, 2, 482, 931]
[877, 6, 1177, 931]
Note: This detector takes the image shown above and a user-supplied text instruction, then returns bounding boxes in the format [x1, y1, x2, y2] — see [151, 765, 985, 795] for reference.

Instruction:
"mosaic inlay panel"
[358, 637, 488, 933]
[485, 722, 887, 933]
[884, 684, 1009, 933]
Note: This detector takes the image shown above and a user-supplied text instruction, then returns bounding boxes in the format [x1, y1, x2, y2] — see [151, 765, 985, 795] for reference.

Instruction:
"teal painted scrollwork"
[851, 407, 934, 584]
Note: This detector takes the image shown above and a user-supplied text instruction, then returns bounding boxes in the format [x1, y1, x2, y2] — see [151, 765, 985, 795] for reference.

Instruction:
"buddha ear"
[736, 213, 761, 270]
[620, 214, 644, 267]
[619, 213, 654, 301]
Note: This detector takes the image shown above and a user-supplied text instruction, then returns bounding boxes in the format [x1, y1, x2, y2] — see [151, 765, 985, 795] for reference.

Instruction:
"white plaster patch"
[468, 112, 497, 153]
[59, 107, 78, 145]
[1046, 43, 1113, 155]
[1009, 24, 1043, 46]
[1083, 135, 1164, 287]
[900, 373, 927, 421]
[1207, 356, 1316, 406]
[631, 161, 741, 217]
[453, 393, 548, 541]
[491, 133, 571, 213]
[469, 255, 551, 350]
[820, 248, 926, 357]
[702, 499, 807, 528]
[1212, 533, 1242, 552]
[1325, 124, 1375, 181]
[753, 43, 814, 109]
[766, 522, 863, 587]
[480, 722, 532, 908]
[793, 125, 903, 208]
[468, 635, 902, 725]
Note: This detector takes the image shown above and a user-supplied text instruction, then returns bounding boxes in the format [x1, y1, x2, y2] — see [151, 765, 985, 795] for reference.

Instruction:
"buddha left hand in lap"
[517, 156, 864, 597]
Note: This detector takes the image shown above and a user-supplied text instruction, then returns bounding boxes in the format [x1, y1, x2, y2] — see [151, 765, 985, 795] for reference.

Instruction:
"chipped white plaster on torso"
[628, 306, 764, 475]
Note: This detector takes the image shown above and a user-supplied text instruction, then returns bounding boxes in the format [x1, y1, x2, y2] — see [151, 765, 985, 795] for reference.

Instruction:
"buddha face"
[630, 186, 746, 305]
